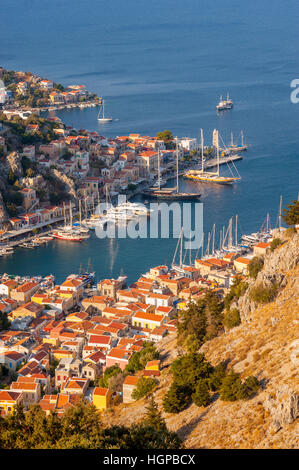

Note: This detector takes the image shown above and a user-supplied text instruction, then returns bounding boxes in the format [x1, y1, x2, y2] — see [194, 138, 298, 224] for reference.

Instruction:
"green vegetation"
[0, 401, 182, 449]
[0, 312, 10, 331]
[156, 130, 174, 149]
[249, 282, 279, 304]
[143, 396, 167, 431]
[283, 200, 299, 226]
[162, 383, 191, 413]
[219, 371, 260, 401]
[224, 276, 248, 310]
[248, 256, 264, 279]
[270, 238, 283, 252]
[177, 291, 224, 347]
[192, 379, 210, 407]
[223, 308, 241, 329]
[98, 365, 122, 388]
[131, 377, 157, 400]
[125, 342, 159, 373]
[127, 183, 137, 191]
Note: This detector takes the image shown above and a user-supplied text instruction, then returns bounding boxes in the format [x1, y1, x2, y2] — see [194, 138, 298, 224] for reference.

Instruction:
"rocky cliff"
[102, 231, 299, 449]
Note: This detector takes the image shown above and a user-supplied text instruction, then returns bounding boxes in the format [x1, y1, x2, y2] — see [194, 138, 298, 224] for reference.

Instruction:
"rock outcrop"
[52, 169, 77, 201]
[100, 231, 299, 449]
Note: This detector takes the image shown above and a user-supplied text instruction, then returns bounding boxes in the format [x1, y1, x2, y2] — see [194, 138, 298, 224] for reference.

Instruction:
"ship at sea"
[142, 143, 201, 201]
[216, 93, 233, 111]
[184, 129, 241, 185]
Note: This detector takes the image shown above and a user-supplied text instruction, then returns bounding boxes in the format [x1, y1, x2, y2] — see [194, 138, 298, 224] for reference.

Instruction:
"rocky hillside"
[102, 231, 299, 449]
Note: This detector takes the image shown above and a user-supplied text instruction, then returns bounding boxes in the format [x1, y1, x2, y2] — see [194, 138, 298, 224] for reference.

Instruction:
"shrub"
[132, 377, 157, 400]
[192, 379, 210, 407]
[171, 353, 213, 392]
[224, 276, 248, 309]
[208, 362, 227, 391]
[223, 308, 241, 329]
[220, 371, 260, 401]
[98, 365, 122, 388]
[270, 238, 282, 252]
[249, 282, 278, 304]
[162, 383, 191, 413]
[219, 370, 244, 401]
[248, 257, 264, 279]
[241, 376, 260, 399]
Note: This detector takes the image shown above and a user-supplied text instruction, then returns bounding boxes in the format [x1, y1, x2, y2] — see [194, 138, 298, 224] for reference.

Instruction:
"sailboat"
[143, 140, 201, 200]
[227, 130, 248, 153]
[97, 99, 112, 122]
[184, 129, 241, 184]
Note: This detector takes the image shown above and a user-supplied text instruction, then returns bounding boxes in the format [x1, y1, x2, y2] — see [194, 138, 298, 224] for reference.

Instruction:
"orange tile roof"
[123, 376, 139, 386]
[93, 387, 109, 396]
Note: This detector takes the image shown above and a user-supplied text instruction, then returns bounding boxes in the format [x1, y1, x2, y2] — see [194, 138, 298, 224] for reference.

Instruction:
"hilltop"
[102, 231, 299, 448]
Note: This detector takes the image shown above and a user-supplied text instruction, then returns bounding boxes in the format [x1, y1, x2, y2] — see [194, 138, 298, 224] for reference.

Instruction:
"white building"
[179, 138, 198, 152]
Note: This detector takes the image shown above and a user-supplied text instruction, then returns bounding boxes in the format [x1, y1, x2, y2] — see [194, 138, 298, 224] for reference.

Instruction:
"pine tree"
[143, 395, 167, 431]
[162, 383, 190, 413]
[192, 379, 210, 407]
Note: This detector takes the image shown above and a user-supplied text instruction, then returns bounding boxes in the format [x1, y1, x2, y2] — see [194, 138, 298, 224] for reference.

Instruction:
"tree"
[143, 395, 167, 431]
[171, 353, 213, 392]
[132, 377, 157, 400]
[162, 383, 190, 413]
[282, 200, 299, 226]
[125, 342, 159, 373]
[248, 256, 264, 279]
[156, 130, 173, 143]
[240, 376, 260, 399]
[223, 308, 241, 329]
[192, 379, 210, 407]
[184, 333, 200, 354]
[249, 282, 278, 304]
[224, 276, 248, 309]
[208, 361, 227, 391]
[98, 365, 122, 388]
[219, 370, 244, 401]
[270, 238, 282, 252]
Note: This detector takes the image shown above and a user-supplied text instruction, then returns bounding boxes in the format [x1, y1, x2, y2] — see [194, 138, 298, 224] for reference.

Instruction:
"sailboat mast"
[201, 128, 204, 172]
[158, 148, 161, 190]
[212, 223, 215, 255]
[231, 132, 234, 147]
[179, 229, 183, 267]
[218, 131, 220, 176]
[79, 199, 82, 226]
[70, 201, 73, 227]
[176, 138, 179, 193]
[279, 195, 282, 230]
[235, 214, 238, 247]
[241, 130, 244, 147]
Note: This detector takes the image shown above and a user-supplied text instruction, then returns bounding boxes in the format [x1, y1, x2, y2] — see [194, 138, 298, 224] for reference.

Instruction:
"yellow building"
[92, 387, 112, 411]
[0, 390, 23, 415]
[52, 349, 75, 361]
[43, 337, 60, 347]
[145, 360, 160, 371]
[132, 311, 164, 330]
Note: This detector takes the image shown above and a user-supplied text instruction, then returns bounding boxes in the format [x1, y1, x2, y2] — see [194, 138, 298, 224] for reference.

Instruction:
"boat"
[226, 131, 248, 153]
[142, 143, 201, 201]
[216, 93, 233, 111]
[52, 230, 83, 242]
[184, 129, 241, 185]
[97, 100, 112, 122]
